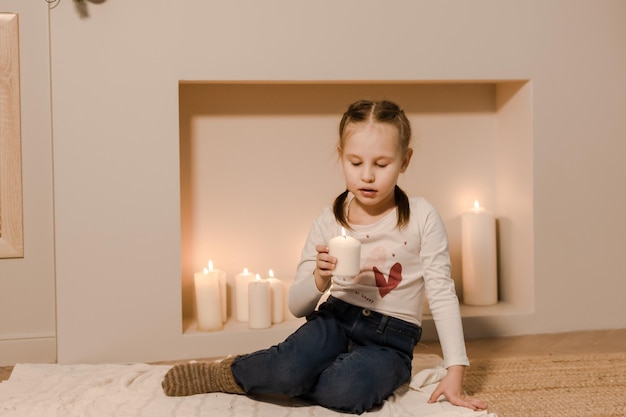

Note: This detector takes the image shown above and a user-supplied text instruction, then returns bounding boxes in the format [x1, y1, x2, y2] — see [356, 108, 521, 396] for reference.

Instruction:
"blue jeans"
[231, 296, 422, 414]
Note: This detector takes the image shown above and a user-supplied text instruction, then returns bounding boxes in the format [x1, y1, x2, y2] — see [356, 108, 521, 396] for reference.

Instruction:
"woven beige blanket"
[0, 354, 495, 417]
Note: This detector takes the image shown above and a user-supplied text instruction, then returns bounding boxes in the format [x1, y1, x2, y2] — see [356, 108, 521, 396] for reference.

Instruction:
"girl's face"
[339, 121, 412, 221]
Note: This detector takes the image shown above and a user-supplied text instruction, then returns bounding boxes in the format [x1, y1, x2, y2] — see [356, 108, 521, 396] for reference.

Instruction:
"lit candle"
[207, 260, 228, 323]
[248, 274, 271, 329]
[194, 266, 223, 331]
[461, 200, 498, 306]
[235, 267, 255, 322]
[267, 269, 284, 324]
[328, 227, 361, 277]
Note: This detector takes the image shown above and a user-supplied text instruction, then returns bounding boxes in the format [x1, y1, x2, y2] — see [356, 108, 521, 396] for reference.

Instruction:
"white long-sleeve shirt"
[288, 197, 469, 368]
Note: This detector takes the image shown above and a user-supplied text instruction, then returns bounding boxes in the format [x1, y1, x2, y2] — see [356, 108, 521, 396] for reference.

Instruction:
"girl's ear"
[337, 145, 343, 158]
[400, 148, 413, 172]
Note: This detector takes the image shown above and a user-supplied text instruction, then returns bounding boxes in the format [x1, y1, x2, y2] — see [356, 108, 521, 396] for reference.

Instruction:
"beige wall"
[1, 0, 625, 364]
[0, 1, 56, 365]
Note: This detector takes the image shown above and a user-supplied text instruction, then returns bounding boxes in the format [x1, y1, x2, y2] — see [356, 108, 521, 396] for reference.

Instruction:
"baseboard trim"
[0, 336, 56, 366]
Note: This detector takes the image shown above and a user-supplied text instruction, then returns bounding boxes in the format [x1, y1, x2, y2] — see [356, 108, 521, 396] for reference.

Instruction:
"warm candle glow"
[243, 267, 249, 274]
[474, 200, 480, 210]
[341, 227, 347, 238]
[268, 269, 274, 278]
[255, 273, 262, 281]
[203, 267, 208, 274]
[208, 260, 214, 271]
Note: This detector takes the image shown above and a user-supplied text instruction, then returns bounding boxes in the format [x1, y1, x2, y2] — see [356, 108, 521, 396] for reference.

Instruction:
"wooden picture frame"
[0, 13, 24, 258]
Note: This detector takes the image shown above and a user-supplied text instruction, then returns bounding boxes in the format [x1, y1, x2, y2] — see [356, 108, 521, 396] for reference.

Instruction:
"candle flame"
[268, 269, 274, 278]
[474, 200, 480, 209]
[208, 260, 214, 271]
[255, 273, 262, 281]
[341, 227, 347, 238]
[203, 267, 209, 274]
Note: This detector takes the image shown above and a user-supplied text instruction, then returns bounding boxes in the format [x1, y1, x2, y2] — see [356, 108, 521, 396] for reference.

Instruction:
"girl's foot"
[162, 356, 245, 396]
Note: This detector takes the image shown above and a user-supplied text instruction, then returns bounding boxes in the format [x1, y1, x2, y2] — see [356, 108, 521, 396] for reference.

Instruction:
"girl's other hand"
[427, 365, 487, 411]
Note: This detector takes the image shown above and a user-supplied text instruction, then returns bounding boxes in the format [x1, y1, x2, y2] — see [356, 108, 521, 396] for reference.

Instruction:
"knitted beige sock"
[162, 356, 245, 396]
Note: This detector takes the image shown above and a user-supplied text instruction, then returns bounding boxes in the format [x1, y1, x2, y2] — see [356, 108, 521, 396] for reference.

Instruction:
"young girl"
[162, 99, 487, 414]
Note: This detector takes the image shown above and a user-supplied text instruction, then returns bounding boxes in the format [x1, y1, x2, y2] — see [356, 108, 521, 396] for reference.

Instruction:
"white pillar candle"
[207, 260, 228, 323]
[194, 267, 223, 331]
[461, 200, 498, 306]
[328, 227, 361, 277]
[248, 274, 271, 329]
[267, 270, 284, 324]
[235, 267, 254, 322]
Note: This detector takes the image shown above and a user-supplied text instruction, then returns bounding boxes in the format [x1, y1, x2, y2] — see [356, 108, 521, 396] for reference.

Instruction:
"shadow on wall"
[47, 0, 107, 19]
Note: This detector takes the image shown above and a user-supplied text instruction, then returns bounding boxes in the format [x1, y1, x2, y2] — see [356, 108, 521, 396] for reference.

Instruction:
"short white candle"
[328, 227, 361, 277]
[194, 267, 223, 331]
[248, 274, 271, 329]
[461, 200, 498, 306]
[235, 267, 254, 322]
[267, 269, 284, 324]
[207, 260, 228, 323]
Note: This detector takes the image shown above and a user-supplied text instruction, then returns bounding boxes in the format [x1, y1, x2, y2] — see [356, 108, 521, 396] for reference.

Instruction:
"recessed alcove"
[179, 80, 533, 352]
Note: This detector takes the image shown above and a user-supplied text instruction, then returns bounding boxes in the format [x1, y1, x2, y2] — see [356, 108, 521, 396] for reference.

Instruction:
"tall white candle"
[235, 267, 254, 322]
[194, 267, 223, 331]
[328, 227, 361, 277]
[461, 200, 498, 306]
[248, 274, 271, 329]
[206, 260, 228, 323]
[267, 269, 284, 324]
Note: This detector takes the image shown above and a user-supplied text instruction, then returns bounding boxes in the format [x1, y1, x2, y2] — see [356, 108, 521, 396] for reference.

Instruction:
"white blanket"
[0, 355, 496, 417]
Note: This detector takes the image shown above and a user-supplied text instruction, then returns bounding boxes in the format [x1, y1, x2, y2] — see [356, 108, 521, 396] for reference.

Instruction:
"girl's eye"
[351, 162, 362, 167]
[376, 164, 388, 168]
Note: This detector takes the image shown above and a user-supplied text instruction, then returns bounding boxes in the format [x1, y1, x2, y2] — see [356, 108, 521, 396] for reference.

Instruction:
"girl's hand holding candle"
[328, 227, 361, 277]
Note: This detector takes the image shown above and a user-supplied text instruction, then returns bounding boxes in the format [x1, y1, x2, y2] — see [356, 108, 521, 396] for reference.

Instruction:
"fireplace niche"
[178, 80, 533, 355]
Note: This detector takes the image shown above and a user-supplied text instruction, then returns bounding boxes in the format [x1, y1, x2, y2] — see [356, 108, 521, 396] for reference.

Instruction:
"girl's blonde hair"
[333, 99, 412, 229]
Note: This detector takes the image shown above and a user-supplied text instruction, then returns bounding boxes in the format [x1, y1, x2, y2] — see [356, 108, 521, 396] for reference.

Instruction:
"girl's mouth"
[359, 188, 377, 198]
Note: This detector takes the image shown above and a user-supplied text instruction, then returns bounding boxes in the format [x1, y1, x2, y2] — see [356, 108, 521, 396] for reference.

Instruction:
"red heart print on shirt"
[373, 262, 402, 298]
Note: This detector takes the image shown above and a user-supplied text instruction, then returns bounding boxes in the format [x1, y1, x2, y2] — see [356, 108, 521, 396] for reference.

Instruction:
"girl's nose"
[362, 168, 375, 183]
